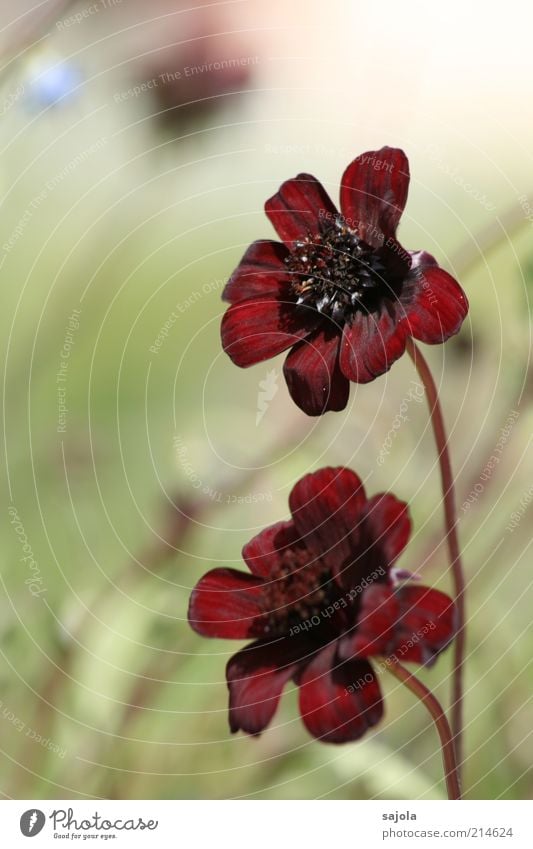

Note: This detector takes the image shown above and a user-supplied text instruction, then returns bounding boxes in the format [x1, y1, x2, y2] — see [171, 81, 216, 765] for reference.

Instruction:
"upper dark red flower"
[221, 147, 469, 415]
[188, 467, 456, 744]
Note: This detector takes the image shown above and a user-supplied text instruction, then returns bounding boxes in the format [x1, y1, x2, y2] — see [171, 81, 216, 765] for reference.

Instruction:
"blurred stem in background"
[385, 661, 462, 800]
[12, 414, 311, 790]
[406, 338, 466, 779]
[451, 193, 533, 279]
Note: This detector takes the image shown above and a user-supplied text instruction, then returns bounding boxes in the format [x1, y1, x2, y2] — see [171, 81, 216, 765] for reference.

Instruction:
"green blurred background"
[1, 0, 532, 800]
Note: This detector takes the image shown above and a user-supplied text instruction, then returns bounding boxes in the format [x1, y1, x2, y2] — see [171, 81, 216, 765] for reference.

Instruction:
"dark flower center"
[259, 546, 337, 637]
[284, 215, 396, 323]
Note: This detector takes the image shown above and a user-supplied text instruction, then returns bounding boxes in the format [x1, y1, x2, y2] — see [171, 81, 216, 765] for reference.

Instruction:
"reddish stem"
[385, 661, 462, 800]
[406, 338, 465, 776]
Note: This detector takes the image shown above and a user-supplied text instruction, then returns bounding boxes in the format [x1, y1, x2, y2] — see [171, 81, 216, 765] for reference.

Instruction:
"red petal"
[297, 646, 383, 743]
[339, 584, 456, 665]
[339, 309, 408, 383]
[223, 240, 290, 304]
[402, 253, 469, 343]
[283, 327, 349, 416]
[242, 521, 301, 578]
[265, 173, 338, 248]
[221, 295, 319, 368]
[226, 639, 299, 735]
[392, 585, 457, 663]
[288, 467, 366, 574]
[188, 568, 265, 639]
[362, 493, 411, 565]
[340, 147, 410, 247]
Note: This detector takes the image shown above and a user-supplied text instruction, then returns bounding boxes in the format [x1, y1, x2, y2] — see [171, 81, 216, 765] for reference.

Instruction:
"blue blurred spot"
[26, 61, 83, 109]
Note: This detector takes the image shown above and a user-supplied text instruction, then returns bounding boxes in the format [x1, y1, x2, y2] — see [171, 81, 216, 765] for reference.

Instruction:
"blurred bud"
[143, 15, 257, 129]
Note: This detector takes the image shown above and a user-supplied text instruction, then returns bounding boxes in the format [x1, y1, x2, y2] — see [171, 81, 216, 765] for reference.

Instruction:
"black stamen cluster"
[285, 216, 389, 323]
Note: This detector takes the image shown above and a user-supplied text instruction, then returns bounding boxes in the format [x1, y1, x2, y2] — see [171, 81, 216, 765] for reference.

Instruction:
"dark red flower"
[188, 467, 456, 743]
[221, 147, 468, 415]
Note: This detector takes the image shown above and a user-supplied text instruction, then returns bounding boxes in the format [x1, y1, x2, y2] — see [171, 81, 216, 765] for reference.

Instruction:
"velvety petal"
[340, 147, 410, 247]
[401, 253, 469, 343]
[391, 585, 457, 663]
[297, 646, 383, 743]
[362, 493, 411, 565]
[339, 308, 408, 384]
[226, 639, 300, 735]
[188, 568, 265, 639]
[242, 520, 301, 578]
[221, 295, 319, 368]
[265, 173, 338, 248]
[283, 326, 349, 416]
[222, 240, 290, 304]
[339, 584, 456, 665]
[288, 467, 366, 574]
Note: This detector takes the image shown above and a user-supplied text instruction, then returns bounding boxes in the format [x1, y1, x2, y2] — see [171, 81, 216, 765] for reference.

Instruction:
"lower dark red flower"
[188, 467, 456, 743]
[221, 147, 469, 415]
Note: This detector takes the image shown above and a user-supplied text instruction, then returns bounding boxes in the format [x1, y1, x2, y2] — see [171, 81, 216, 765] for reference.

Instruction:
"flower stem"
[385, 661, 462, 800]
[405, 337, 465, 776]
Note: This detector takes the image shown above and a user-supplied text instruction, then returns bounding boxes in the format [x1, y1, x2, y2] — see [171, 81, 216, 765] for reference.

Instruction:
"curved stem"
[406, 338, 465, 777]
[385, 661, 462, 800]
